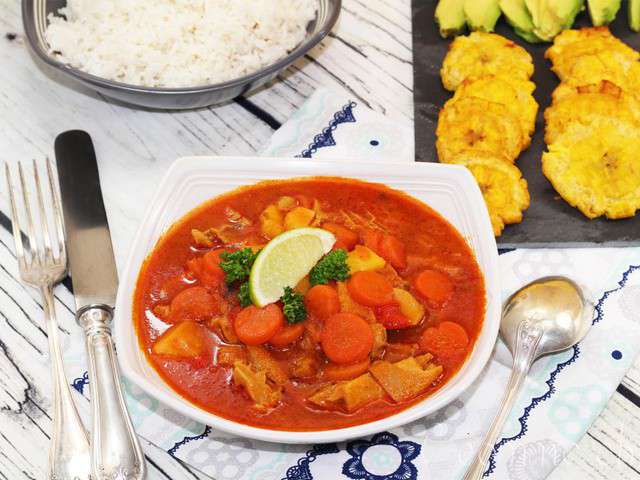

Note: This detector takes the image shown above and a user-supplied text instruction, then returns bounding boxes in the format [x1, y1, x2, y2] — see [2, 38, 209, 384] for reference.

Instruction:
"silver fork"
[6, 159, 92, 480]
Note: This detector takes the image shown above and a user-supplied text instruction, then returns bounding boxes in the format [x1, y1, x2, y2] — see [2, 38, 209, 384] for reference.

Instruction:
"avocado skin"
[499, 0, 543, 42]
[435, 0, 467, 38]
[464, 0, 502, 32]
[587, 0, 621, 26]
[526, 0, 585, 41]
[630, 0, 640, 31]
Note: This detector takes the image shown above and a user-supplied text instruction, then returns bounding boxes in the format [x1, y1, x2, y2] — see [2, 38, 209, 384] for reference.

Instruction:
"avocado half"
[499, 0, 543, 42]
[464, 0, 502, 32]
[435, 0, 467, 38]
[588, 0, 621, 26]
[526, 0, 585, 42]
[630, 0, 640, 31]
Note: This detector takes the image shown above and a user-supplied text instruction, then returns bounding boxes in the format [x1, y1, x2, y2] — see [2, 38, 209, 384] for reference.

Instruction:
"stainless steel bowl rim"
[22, 0, 341, 96]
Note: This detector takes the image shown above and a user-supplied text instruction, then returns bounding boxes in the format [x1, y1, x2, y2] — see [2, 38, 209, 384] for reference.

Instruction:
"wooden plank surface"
[0, 0, 638, 478]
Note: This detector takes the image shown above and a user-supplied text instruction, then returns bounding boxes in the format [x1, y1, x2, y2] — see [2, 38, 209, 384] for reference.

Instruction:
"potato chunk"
[308, 373, 384, 412]
[276, 196, 297, 211]
[336, 281, 376, 323]
[343, 373, 385, 411]
[152, 321, 208, 358]
[208, 314, 237, 343]
[392, 288, 425, 326]
[260, 204, 284, 239]
[284, 207, 315, 230]
[383, 343, 418, 363]
[191, 228, 217, 247]
[290, 353, 320, 380]
[370, 323, 387, 359]
[216, 345, 246, 366]
[233, 361, 281, 410]
[246, 346, 288, 385]
[347, 245, 386, 273]
[370, 355, 442, 402]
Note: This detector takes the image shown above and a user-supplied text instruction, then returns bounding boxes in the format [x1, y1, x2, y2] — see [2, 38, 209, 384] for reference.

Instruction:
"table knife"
[55, 130, 146, 480]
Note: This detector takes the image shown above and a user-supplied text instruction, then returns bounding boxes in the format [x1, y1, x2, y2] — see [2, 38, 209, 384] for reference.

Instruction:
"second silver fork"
[6, 159, 91, 480]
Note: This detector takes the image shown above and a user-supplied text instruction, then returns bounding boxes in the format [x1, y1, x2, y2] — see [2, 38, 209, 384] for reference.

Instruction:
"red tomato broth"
[133, 177, 486, 431]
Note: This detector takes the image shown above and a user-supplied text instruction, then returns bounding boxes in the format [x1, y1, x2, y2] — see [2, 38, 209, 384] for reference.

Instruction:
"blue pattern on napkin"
[71, 371, 89, 395]
[297, 102, 357, 158]
[343, 432, 421, 480]
[168, 425, 212, 456]
[283, 444, 340, 480]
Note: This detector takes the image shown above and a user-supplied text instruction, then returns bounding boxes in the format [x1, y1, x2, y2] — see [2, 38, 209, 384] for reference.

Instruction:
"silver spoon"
[463, 276, 593, 480]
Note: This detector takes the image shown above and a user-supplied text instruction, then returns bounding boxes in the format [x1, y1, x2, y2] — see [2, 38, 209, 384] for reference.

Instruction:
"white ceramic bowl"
[114, 156, 501, 444]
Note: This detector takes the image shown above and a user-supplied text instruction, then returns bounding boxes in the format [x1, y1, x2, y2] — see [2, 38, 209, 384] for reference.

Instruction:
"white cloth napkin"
[64, 88, 640, 480]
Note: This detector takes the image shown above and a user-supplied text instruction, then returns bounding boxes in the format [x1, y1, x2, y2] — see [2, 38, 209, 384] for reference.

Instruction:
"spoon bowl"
[501, 276, 592, 357]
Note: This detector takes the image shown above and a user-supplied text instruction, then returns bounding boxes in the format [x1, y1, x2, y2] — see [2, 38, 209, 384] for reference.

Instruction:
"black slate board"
[412, 1, 640, 247]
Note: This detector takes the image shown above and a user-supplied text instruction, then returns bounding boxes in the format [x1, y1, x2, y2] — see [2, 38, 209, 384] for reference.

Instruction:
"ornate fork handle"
[41, 284, 92, 480]
[78, 305, 145, 480]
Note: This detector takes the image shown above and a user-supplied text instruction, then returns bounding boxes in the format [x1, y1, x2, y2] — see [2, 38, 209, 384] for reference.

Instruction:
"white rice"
[45, 0, 317, 88]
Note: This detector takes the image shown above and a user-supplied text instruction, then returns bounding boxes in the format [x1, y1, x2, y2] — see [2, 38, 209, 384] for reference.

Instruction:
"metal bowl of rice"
[22, 0, 341, 110]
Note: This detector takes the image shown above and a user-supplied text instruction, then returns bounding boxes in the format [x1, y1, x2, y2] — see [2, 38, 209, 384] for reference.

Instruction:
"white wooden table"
[0, 1, 639, 478]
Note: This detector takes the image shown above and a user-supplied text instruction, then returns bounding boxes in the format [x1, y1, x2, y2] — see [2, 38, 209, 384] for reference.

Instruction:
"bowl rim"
[21, 0, 342, 94]
[113, 157, 501, 444]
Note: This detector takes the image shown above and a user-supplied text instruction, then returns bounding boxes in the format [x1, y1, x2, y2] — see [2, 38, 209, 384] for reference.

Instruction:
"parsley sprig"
[220, 248, 259, 284]
[281, 286, 307, 324]
[309, 249, 350, 286]
[238, 282, 252, 307]
[219, 248, 259, 306]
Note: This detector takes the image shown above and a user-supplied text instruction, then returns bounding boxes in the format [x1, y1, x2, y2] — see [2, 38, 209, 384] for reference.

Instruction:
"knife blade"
[55, 130, 145, 480]
[55, 129, 118, 309]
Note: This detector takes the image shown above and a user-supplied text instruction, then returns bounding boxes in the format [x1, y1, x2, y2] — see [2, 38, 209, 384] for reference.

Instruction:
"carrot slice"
[419, 321, 469, 360]
[375, 304, 411, 329]
[169, 286, 218, 323]
[305, 284, 340, 320]
[323, 358, 371, 381]
[362, 229, 383, 251]
[269, 322, 305, 348]
[378, 235, 407, 270]
[414, 269, 454, 307]
[347, 271, 393, 307]
[322, 223, 359, 251]
[321, 313, 373, 364]
[234, 304, 285, 346]
[202, 249, 226, 279]
[188, 249, 226, 288]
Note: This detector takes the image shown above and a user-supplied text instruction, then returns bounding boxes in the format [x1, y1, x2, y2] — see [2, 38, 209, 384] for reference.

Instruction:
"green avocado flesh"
[630, 0, 640, 31]
[526, 0, 584, 41]
[587, 0, 621, 26]
[499, 0, 543, 42]
[464, 0, 502, 32]
[435, 0, 467, 38]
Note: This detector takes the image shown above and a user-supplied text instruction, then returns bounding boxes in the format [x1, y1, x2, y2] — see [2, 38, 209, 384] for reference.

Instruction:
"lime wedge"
[249, 228, 335, 307]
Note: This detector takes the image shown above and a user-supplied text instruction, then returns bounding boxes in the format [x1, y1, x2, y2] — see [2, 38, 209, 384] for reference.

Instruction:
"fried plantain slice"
[546, 27, 639, 81]
[545, 80, 640, 144]
[436, 97, 525, 164]
[551, 78, 625, 102]
[547, 26, 616, 50]
[452, 75, 538, 142]
[542, 122, 640, 219]
[446, 150, 530, 236]
[560, 52, 640, 92]
[441, 32, 534, 91]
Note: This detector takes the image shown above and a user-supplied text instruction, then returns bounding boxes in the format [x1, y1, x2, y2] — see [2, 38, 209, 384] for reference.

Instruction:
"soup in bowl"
[132, 177, 486, 432]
